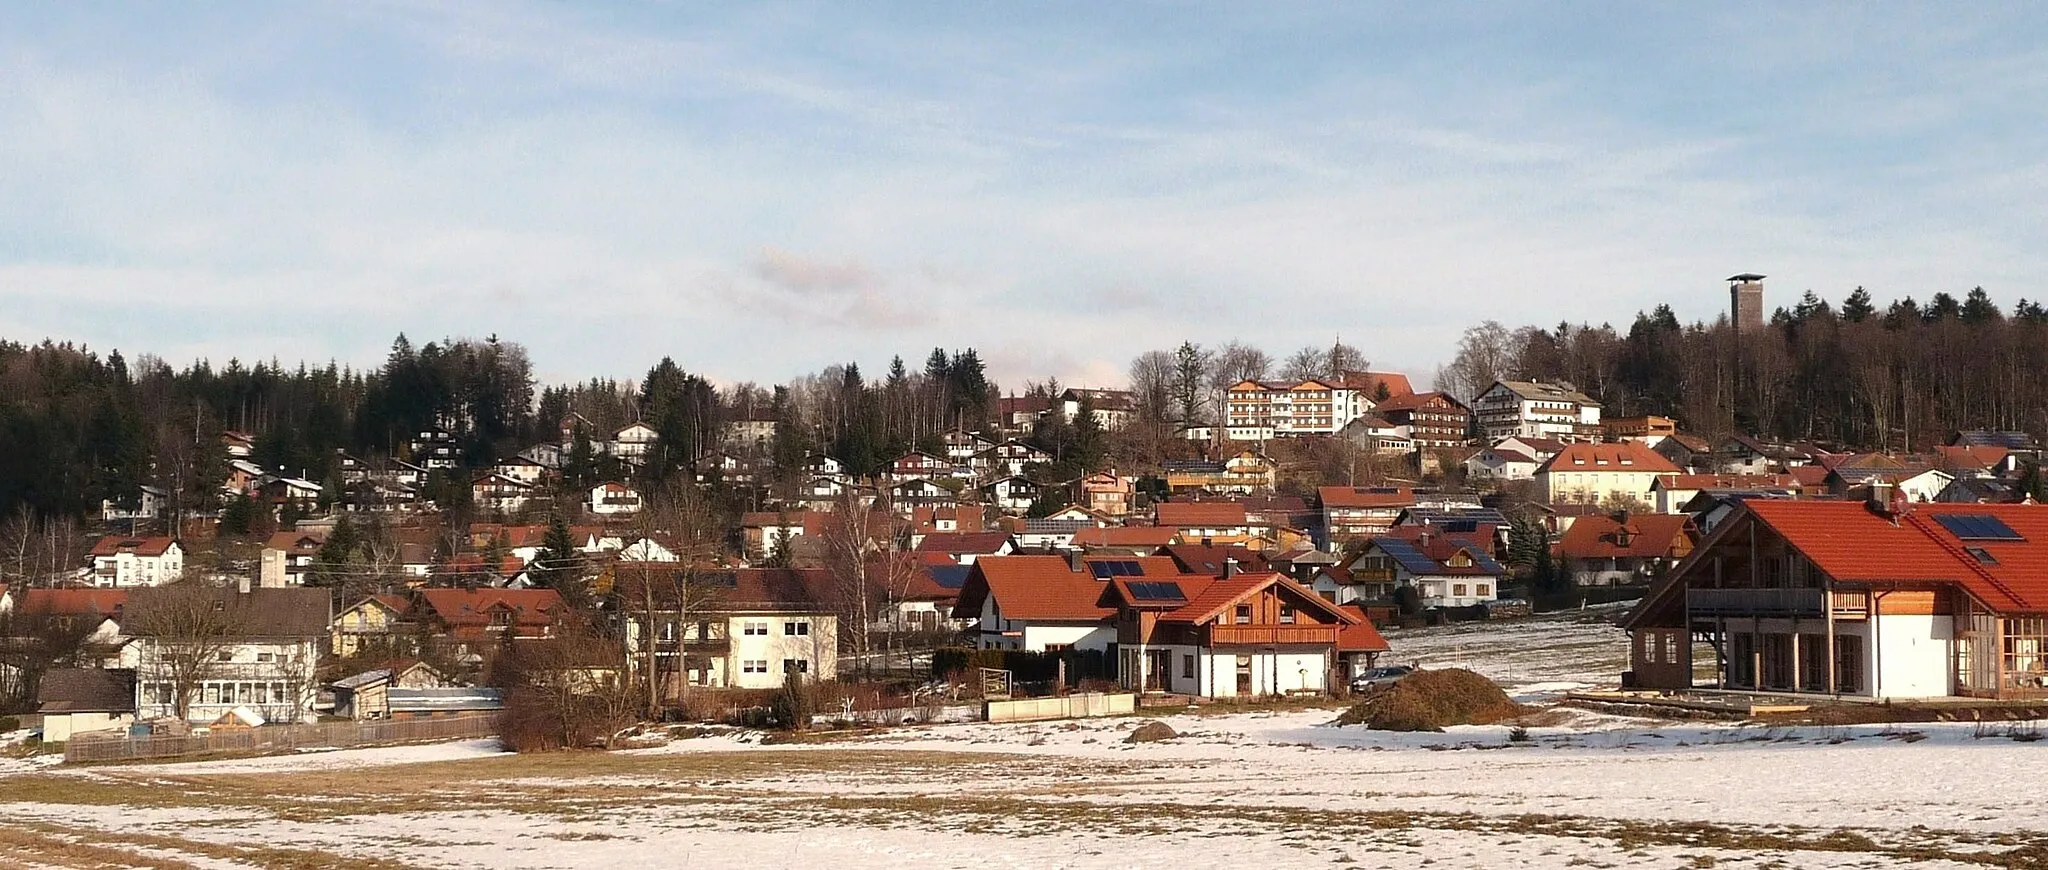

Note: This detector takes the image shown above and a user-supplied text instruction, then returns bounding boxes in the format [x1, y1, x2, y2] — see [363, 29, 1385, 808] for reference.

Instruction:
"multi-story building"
[1225, 379, 1353, 440]
[1319, 486, 1416, 544]
[1370, 391, 1472, 448]
[618, 567, 840, 693]
[1533, 441, 1681, 507]
[88, 536, 185, 588]
[128, 583, 329, 725]
[1472, 380, 1604, 442]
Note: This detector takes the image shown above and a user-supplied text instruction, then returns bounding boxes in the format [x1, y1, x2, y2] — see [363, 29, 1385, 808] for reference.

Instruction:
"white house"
[954, 556, 1116, 653]
[88, 536, 185, 588]
[1102, 572, 1369, 698]
[1534, 441, 1682, 507]
[100, 485, 169, 525]
[1472, 380, 1603, 442]
[1350, 528, 1508, 609]
[36, 668, 138, 743]
[127, 584, 330, 725]
[1463, 446, 1542, 481]
[979, 476, 1040, 515]
[612, 422, 659, 461]
[619, 568, 840, 694]
[587, 481, 643, 516]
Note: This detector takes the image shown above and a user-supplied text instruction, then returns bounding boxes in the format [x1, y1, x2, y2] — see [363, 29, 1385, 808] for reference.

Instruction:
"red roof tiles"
[1743, 501, 2048, 612]
[1536, 441, 1681, 475]
[1155, 502, 1249, 528]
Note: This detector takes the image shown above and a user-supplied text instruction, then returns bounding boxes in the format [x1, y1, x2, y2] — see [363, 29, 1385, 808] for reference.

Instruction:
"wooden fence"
[63, 714, 499, 765]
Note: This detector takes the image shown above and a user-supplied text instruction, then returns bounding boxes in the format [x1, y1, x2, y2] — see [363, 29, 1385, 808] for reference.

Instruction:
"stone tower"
[1728, 273, 1765, 332]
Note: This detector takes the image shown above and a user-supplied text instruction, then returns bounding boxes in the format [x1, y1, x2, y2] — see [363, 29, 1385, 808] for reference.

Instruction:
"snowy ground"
[3, 613, 2045, 870]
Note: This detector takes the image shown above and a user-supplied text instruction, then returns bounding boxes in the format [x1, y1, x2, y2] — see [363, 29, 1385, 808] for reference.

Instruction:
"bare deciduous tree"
[126, 581, 246, 721]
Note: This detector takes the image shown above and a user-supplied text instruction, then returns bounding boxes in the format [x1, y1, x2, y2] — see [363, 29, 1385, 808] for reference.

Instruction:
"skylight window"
[1965, 546, 1999, 565]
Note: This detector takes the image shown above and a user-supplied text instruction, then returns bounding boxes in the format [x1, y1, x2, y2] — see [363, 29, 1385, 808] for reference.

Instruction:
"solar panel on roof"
[1089, 561, 1115, 579]
[1933, 513, 2025, 541]
[1126, 581, 1186, 602]
[928, 565, 972, 589]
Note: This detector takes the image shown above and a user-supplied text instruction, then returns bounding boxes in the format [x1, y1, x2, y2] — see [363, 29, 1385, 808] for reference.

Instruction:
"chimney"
[1866, 480, 1900, 523]
[1223, 558, 1239, 578]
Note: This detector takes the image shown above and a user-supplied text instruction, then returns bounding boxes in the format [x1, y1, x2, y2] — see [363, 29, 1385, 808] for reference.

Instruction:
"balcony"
[1207, 624, 1339, 646]
[1685, 588, 1823, 617]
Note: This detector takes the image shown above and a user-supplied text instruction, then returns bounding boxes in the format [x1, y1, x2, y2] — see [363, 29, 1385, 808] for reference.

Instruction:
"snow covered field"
[3, 613, 2045, 869]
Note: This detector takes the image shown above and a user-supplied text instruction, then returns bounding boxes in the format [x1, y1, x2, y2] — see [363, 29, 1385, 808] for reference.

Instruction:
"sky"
[5, 3, 2048, 392]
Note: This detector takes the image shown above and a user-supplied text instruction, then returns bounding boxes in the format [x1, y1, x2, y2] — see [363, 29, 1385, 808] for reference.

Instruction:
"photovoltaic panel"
[1932, 513, 2024, 541]
[1126, 581, 1186, 602]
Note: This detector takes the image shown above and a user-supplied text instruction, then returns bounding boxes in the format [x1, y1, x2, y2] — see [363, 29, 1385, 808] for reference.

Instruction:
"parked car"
[1348, 665, 1415, 693]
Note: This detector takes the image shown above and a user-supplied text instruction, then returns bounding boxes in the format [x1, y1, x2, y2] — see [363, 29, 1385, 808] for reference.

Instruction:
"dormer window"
[1235, 604, 1253, 624]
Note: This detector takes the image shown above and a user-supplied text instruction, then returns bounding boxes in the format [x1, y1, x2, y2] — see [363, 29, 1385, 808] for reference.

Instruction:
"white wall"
[1874, 614, 1953, 699]
[1196, 648, 1332, 697]
[727, 614, 837, 689]
[1021, 623, 1115, 653]
[44, 711, 133, 743]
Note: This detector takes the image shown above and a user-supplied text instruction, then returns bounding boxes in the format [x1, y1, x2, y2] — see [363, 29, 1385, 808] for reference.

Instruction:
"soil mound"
[1124, 721, 1178, 743]
[1335, 668, 1524, 732]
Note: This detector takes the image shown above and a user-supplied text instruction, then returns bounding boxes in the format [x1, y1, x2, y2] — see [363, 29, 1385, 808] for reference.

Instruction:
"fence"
[984, 692, 1135, 724]
[63, 714, 499, 765]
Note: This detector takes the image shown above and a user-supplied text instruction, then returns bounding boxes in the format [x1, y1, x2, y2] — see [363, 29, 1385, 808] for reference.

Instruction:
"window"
[743, 621, 769, 636]
[204, 684, 220, 705]
[256, 652, 275, 663]
[220, 683, 236, 704]
[1279, 605, 1296, 625]
[1452, 584, 1468, 597]
[742, 660, 769, 674]
[1235, 604, 1252, 624]
[783, 658, 810, 674]
[1183, 655, 1196, 678]
[217, 650, 234, 662]
[255, 683, 270, 704]
[784, 621, 810, 636]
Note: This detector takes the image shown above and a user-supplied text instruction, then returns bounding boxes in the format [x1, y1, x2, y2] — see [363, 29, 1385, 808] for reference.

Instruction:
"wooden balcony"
[1207, 624, 1339, 646]
[1685, 587, 1823, 617]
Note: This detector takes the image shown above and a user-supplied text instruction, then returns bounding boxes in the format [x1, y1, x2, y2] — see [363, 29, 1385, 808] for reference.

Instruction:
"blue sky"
[4, 3, 2046, 390]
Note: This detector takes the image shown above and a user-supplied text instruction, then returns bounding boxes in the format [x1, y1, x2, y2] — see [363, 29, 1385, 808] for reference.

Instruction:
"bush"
[0, 716, 19, 733]
[1335, 668, 1525, 732]
[770, 674, 817, 730]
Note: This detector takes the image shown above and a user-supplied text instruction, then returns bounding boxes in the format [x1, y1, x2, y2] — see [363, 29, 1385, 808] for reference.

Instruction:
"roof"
[953, 556, 1114, 622]
[1655, 473, 1798, 491]
[1319, 486, 1416, 509]
[1368, 530, 1507, 576]
[1155, 502, 1248, 527]
[1337, 618, 1391, 653]
[89, 536, 178, 558]
[264, 531, 327, 553]
[1935, 445, 2010, 471]
[125, 586, 332, 638]
[1741, 501, 2048, 613]
[1370, 390, 1461, 413]
[16, 588, 128, 618]
[388, 687, 504, 714]
[1536, 441, 1681, 475]
[37, 668, 137, 714]
[614, 567, 837, 613]
[1155, 544, 1270, 577]
[1335, 370, 1415, 398]
[1557, 513, 1696, 560]
[1490, 380, 1601, 407]
[1728, 273, 1766, 281]
[1071, 526, 1183, 549]
[914, 532, 1015, 555]
[414, 588, 566, 628]
[1952, 430, 2038, 450]
[1156, 573, 1358, 626]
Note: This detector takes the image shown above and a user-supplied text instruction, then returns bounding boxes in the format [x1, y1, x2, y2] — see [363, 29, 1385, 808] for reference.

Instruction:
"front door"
[1146, 650, 1172, 692]
[1235, 654, 1253, 696]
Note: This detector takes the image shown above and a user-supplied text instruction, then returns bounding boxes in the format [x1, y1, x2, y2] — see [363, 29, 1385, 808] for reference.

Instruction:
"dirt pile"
[1335, 668, 1524, 732]
[1124, 721, 1178, 743]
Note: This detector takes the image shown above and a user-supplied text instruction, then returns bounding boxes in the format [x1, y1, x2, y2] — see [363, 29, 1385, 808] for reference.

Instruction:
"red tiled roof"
[1338, 619, 1391, 653]
[88, 536, 177, 558]
[16, 589, 128, 618]
[1335, 370, 1415, 398]
[414, 589, 566, 628]
[1536, 441, 1681, 475]
[1558, 514, 1694, 560]
[1788, 466, 1830, 487]
[1655, 473, 1799, 490]
[1160, 573, 1358, 626]
[1155, 502, 1248, 527]
[1744, 501, 2048, 613]
[1319, 486, 1416, 509]
[1079, 555, 1185, 576]
[1156, 544, 1270, 577]
[1370, 391, 1456, 413]
[264, 531, 327, 553]
[953, 556, 1114, 622]
[1935, 445, 2010, 470]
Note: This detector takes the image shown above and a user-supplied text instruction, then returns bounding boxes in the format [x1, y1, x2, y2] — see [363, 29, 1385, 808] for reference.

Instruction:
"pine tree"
[1840, 286, 1876, 323]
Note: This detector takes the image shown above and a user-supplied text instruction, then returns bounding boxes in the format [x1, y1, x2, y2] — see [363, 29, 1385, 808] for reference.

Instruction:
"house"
[979, 440, 1053, 478]
[1937, 477, 2018, 504]
[587, 481, 643, 516]
[1224, 379, 1354, 440]
[260, 531, 326, 588]
[1370, 391, 1472, 449]
[740, 511, 820, 560]
[1337, 414, 1413, 455]
[330, 594, 411, 656]
[1534, 441, 1682, 508]
[1104, 572, 1365, 697]
[517, 442, 563, 471]
[1155, 502, 1253, 545]
[88, 536, 185, 588]
[1338, 525, 1507, 609]
[1653, 432, 1715, 471]
[725, 416, 779, 452]
[1824, 463, 1953, 504]
[408, 427, 461, 470]
[1934, 445, 2021, 479]
[100, 485, 169, 525]
[491, 456, 548, 486]
[1717, 435, 1815, 474]
[329, 661, 453, 720]
[890, 478, 959, 512]
[1319, 486, 1416, 544]
[1603, 415, 1678, 442]
[258, 476, 323, 511]
[1949, 430, 2040, 462]
[888, 451, 955, 484]
[612, 422, 659, 461]
[941, 428, 999, 465]
[997, 395, 1053, 432]
[1495, 436, 1567, 464]
[8, 589, 133, 668]
[954, 556, 1118, 653]
[1651, 474, 1800, 514]
[220, 430, 255, 458]
[1163, 453, 1276, 495]
[471, 472, 538, 514]
[1557, 512, 1697, 587]
[1079, 469, 1135, 517]
[980, 476, 1041, 515]
[387, 686, 504, 720]
[1472, 380, 1603, 442]
[616, 567, 839, 693]
[127, 584, 330, 725]
[1624, 500, 2048, 700]
[1009, 517, 1093, 550]
[410, 588, 567, 660]
[1156, 543, 1270, 578]
[1059, 388, 1137, 430]
[37, 667, 138, 743]
[913, 532, 1017, 565]
[1463, 446, 1542, 482]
